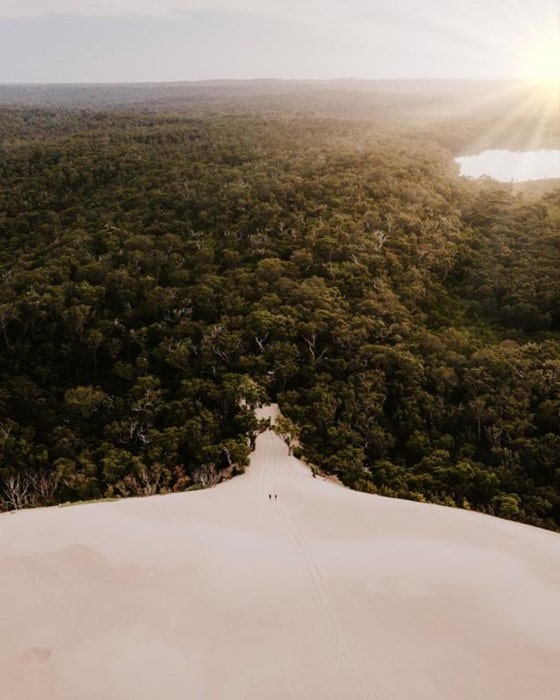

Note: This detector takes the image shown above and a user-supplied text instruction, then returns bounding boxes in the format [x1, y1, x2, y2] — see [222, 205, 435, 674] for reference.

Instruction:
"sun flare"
[522, 35, 560, 89]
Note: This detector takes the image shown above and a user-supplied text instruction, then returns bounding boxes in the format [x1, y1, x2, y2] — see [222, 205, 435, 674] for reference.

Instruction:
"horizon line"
[0, 77, 534, 87]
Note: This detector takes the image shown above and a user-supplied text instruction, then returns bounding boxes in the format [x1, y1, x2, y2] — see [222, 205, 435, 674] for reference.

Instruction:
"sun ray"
[463, 88, 553, 155]
[418, 81, 556, 156]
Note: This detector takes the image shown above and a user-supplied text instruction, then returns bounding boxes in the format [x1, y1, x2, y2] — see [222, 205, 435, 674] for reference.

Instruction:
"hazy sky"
[0, 0, 558, 83]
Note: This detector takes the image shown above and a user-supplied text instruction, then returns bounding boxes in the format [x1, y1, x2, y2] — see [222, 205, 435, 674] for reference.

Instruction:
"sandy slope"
[1, 404, 559, 700]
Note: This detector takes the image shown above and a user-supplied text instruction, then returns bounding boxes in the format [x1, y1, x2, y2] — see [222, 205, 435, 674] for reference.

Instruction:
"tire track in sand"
[265, 436, 389, 700]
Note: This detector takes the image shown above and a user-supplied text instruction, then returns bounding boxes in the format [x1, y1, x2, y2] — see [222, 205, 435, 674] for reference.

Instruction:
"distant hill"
[0, 78, 546, 113]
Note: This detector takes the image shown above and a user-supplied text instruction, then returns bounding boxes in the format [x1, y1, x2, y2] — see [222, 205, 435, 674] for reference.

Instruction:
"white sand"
[1, 404, 559, 700]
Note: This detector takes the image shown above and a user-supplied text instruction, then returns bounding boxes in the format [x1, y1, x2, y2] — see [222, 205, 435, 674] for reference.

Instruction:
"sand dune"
[1, 404, 559, 699]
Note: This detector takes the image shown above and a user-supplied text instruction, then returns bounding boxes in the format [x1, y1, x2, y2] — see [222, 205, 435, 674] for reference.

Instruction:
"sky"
[0, 0, 558, 83]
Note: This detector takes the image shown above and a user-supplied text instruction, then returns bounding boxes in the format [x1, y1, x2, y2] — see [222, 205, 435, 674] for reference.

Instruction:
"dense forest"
[0, 82, 559, 529]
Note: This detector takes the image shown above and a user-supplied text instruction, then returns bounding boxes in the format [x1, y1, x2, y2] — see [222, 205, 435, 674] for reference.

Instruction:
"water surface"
[456, 150, 560, 182]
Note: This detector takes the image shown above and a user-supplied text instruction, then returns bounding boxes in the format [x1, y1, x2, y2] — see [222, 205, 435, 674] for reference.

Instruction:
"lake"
[456, 149, 560, 182]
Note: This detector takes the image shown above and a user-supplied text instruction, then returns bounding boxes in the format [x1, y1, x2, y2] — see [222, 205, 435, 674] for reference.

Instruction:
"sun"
[522, 35, 560, 89]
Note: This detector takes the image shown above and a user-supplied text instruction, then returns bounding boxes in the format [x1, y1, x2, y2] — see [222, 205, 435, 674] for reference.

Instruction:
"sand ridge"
[1, 404, 559, 699]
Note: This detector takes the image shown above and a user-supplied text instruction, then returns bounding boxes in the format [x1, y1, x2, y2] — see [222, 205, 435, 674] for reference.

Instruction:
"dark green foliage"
[0, 100, 558, 530]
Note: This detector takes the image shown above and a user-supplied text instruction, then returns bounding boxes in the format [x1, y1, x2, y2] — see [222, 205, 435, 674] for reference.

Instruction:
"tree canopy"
[1, 92, 558, 530]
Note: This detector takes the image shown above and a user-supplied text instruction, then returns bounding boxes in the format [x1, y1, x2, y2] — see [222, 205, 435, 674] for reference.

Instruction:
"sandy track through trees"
[257, 406, 387, 699]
